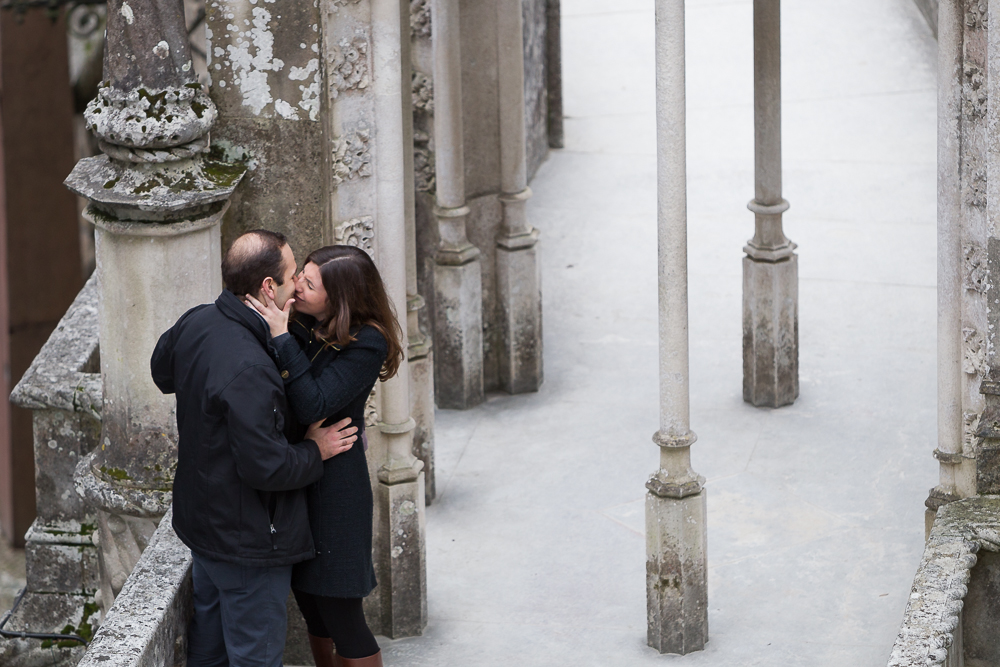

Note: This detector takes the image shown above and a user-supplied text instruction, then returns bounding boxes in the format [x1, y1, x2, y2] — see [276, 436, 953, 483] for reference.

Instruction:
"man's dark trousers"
[187, 553, 292, 667]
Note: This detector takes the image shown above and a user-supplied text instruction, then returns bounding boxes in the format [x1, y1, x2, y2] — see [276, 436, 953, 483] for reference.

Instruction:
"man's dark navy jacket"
[151, 289, 323, 567]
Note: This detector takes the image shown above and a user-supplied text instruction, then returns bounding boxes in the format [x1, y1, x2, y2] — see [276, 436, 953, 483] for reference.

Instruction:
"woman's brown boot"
[335, 650, 383, 667]
[307, 634, 336, 667]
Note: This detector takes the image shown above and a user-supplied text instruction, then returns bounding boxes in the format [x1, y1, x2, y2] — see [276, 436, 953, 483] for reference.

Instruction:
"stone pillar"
[927, 0, 965, 528]
[743, 0, 797, 409]
[64, 0, 244, 616]
[546, 0, 563, 149]
[431, 0, 484, 410]
[974, 1, 1000, 504]
[401, 0, 436, 504]
[495, 0, 543, 395]
[372, 0, 427, 638]
[645, 0, 707, 655]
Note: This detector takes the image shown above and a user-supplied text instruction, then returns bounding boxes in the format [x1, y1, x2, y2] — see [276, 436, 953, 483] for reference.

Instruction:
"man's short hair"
[222, 230, 289, 297]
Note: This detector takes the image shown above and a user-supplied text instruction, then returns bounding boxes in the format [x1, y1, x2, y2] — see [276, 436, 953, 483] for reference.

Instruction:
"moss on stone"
[99, 466, 131, 481]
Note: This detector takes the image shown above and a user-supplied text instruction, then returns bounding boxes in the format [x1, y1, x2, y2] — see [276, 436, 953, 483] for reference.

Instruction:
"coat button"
[281, 370, 289, 379]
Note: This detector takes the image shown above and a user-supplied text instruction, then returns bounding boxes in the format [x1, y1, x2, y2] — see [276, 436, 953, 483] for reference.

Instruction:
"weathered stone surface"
[75, 506, 191, 667]
[742, 255, 798, 408]
[65, 155, 243, 222]
[206, 0, 327, 256]
[495, 225, 543, 395]
[963, 550, 1000, 666]
[10, 274, 100, 418]
[0, 592, 94, 667]
[374, 474, 427, 638]
[432, 260, 484, 409]
[645, 490, 708, 655]
[887, 497, 1000, 667]
[25, 541, 99, 596]
[522, 0, 549, 182]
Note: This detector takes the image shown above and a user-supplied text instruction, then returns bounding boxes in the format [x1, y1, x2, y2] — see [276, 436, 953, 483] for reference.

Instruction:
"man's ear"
[261, 277, 276, 300]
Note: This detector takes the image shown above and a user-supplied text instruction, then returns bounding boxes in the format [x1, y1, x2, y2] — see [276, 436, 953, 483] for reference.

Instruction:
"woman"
[248, 245, 403, 667]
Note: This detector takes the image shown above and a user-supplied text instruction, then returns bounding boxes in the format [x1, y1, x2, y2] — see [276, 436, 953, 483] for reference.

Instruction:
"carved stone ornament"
[331, 125, 372, 186]
[364, 387, 378, 427]
[333, 216, 375, 257]
[964, 243, 989, 293]
[410, 0, 431, 39]
[412, 71, 434, 113]
[964, 327, 988, 376]
[329, 35, 370, 98]
[413, 130, 435, 193]
[330, 0, 363, 11]
[967, 0, 987, 29]
[965, 411, 983, 457]
[964, 156, 987, 209]
[964, 62, 987, 121]
[84, 82, 217, 153]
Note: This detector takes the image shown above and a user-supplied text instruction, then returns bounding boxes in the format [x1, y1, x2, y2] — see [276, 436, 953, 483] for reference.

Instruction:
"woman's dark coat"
[272, 315, 387, 598]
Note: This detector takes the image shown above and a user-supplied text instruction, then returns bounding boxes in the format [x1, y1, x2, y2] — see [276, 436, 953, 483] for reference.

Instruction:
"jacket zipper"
[270, 522, 277, 550]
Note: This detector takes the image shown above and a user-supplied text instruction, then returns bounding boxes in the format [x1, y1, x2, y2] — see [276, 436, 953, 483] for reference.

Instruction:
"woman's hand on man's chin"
[246, 292, 293, 338]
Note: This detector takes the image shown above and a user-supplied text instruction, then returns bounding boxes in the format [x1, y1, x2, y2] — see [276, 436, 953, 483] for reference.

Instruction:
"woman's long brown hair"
[304, 245, 404, 381]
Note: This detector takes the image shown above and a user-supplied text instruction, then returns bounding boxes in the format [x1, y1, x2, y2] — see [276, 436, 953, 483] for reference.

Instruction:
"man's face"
[262, 244, 298, 309]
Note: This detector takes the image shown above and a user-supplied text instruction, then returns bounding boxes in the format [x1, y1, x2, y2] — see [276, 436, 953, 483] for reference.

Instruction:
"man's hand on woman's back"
[308, 417, 357, 460]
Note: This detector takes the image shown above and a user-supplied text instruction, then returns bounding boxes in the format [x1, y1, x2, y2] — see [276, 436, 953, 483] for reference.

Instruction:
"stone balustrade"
[75, 506, 190, 667]
[887, 497, 1000, 667]
[1, 274, 102, 667]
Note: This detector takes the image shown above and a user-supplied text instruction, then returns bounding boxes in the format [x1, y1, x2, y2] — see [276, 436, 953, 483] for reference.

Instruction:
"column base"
[375, 463, 427, 639]
[408, 351, 437, 505]
[646, 488, 708, 655]
[743, 254, 798, 408]
[496, 228, 543, 394]
[432, 257, 485, 409]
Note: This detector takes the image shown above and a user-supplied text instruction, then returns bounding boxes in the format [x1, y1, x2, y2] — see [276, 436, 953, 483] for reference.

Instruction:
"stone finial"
[85, 0, 216, 160]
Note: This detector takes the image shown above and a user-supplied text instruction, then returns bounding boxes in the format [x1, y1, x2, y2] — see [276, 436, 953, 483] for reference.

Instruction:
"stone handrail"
[887, 497, 1000, 667]
[76, 506, 192, 667]
[10, 271, 101, 418]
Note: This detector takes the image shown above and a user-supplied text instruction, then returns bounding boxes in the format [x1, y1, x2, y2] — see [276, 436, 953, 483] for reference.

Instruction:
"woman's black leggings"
[293, 589, 380, 659]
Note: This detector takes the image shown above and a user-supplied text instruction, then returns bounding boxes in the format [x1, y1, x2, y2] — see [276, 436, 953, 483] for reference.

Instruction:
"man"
[151, 230, 356, 667]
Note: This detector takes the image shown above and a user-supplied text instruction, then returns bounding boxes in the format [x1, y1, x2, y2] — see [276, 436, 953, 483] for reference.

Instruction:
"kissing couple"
[152, 230, 399, 667]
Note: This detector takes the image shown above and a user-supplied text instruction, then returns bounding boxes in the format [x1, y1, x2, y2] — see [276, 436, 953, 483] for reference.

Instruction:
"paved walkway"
[382, 0, 939, 664]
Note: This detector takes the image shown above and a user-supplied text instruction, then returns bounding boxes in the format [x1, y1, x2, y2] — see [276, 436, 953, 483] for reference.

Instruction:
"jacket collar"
[216, 290, 277, 357]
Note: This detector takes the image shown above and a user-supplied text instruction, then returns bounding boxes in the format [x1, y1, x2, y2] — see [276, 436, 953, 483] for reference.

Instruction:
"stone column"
[402, 0, 436, 504]
[372, 0, 427, 638]
[645, 0, 707, 655]
[64, 0, 244, 616]
[431, 0, 484, 409]
[927, 0, 964, 528]
[495, 0, 543, 395]
[743, 0, 798, 408]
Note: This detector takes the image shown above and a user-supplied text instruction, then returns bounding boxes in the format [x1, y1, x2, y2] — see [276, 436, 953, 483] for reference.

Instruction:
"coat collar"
[216, 290, 277, 357]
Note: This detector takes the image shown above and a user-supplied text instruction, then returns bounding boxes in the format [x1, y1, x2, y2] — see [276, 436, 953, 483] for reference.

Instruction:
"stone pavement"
[381, 0, 939, 664]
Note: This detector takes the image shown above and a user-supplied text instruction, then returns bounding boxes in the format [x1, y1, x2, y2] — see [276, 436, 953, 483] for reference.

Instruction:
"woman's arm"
[275, 327, 388, 425]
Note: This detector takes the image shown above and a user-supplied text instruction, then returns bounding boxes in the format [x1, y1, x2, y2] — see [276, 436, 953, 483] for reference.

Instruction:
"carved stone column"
[402, 0, 436, 504]
[64, 0, 244, 617]
[743, 0, 798, 408]
[974, 1, 1000, 506]
[645, 0, 707, 655]
[430, 0, 484, 410]
[927, 0, 965, 528]
[495, 0, 543, 395]
[372, 0, 427, 638]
